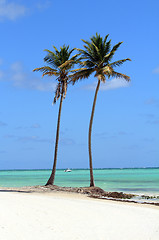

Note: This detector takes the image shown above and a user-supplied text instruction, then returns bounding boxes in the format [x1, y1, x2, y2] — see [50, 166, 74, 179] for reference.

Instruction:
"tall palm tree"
[71, 33, 131, 187]
[33, 45, 79, 185]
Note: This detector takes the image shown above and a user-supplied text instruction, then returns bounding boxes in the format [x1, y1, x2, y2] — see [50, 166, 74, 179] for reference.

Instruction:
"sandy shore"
[0, 190, 159, 240]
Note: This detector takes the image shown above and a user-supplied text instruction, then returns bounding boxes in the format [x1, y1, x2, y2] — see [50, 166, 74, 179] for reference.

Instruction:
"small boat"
[64, 168, 72, 172]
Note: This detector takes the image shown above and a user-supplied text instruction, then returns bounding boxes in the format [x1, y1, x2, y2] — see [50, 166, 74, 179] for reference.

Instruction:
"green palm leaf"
[33, 45, 80, 102]
[70, 68, 94, 83]
[110, 70, 130, 81]
[108, 58, 131, 68]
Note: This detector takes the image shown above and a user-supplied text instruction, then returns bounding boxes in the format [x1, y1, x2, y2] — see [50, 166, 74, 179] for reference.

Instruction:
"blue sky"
[0, 0, 159, 170]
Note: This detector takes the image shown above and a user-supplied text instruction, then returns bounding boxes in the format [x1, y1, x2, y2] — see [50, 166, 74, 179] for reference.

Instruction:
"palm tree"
[33, 45, 79, 185]
[71, 33, 131, 187]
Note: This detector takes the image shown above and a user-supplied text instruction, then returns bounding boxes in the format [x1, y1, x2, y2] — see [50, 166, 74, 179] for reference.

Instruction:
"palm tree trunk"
[88, 79, 101, 187]
[46, 94, 63, 185]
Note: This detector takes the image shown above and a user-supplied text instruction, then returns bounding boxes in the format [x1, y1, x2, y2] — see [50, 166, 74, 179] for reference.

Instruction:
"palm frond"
[77, 48, 97, 66]
[111, 41, 123, 52]
[58, 53, 81, 69]
[70, 53, 81, 60]
[70, 68, 94, 83]
[44, 51, 61, 68]
[81, 40, 99, 61]
[104, 40, 111, 56]
[108, 58, 131, 68]
[70, 67, 87, 72]
[106, 42, 123, 62]
[110, 70, 130, 81]
[33, 66, 58, 75]
[33, 45, 79, 103]
[81, 39, 91, 46]
[91, 42, 102, 61]
[79, 60, 96, 68]
[68, 48, 76, 56]
[42, 71, 59, 77]
[75, 33, 131, 84]
[103, 34, 109, 45]
[44, 49, 54, 54]
[52, 45, 59, 54]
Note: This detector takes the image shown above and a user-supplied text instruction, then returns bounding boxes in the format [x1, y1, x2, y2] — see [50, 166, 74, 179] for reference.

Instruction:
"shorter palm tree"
[33, 45, 79, 185]
[71, 33, 131, 187]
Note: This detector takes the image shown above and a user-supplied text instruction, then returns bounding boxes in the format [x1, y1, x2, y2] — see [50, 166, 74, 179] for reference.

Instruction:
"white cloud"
[5, 61, 56, 92]
[84, 78, 130, 91]
[0, 61, 56, 91]
[0, 0, 27, 21]
[153, 66, 159, 74]
[11, 61, 22, 71]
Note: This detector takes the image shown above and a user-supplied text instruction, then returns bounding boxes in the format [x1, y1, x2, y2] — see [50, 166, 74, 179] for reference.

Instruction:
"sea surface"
[0, 168, 159, 197]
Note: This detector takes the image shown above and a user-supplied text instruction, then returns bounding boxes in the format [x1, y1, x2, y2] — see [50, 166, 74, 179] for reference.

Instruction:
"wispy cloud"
[4, 134, 15, 139]
[94, 132, 110, 139]
[17, 135, 52, 143]
[36, 1, 51, 10]
[143, 138, 155, 143]
[30, 124, 41, 129]
[1, 61, 56, 92]
[3, 134, 75, 146]
[146, 119, 159, 125]
[60, 138, 75, 146]
[0, 0, 52, 21]
[84, 78, 130, 91]
[125, 144, 140, 150]
[15, 123, 41, 130]
[118, 131, 127, 136]
[141, 113, 155, 119]
[0, 120, 7, 126]
[140, 113, 159, 125]
[144, 98, 159, 106]
[153, 65, 159, 74]
[4, 134, 52, 143]
[94, 130, 130, 140]
[0, 0, 27, 21]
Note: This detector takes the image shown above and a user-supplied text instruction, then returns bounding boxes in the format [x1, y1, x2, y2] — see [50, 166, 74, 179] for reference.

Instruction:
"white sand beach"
[0, 190, 159, 240]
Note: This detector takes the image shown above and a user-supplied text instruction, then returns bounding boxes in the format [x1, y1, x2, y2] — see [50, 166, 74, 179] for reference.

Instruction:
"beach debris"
[1, 185, 159, 206]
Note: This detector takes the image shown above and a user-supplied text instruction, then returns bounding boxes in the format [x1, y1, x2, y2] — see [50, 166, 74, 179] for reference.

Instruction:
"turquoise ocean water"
[0, 168, 159, 197]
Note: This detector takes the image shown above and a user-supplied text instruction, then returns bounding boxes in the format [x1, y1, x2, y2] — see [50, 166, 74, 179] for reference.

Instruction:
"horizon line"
[0, 167, 159, 171]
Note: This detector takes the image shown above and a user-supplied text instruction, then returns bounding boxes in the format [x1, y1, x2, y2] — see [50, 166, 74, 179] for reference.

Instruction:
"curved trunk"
[46, 94, 63, 185]
[88, 79, 101, 187]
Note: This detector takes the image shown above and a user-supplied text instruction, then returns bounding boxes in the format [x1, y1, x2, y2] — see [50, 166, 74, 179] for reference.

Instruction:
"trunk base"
[45, 183, 53, 186]
[45, 176, 54, 186]
[90, 183, 95, 187]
